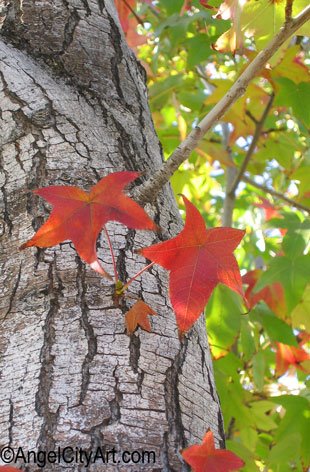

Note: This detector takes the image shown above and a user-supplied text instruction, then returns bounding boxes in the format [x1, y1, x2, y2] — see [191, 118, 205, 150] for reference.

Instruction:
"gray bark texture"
[0, 1, 224, 470]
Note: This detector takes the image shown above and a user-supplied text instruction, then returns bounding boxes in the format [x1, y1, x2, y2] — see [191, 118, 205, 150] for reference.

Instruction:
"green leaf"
[275, 78, 310, 127]
[268, 434, 301, 470]
[249, 401, 277, 431]
[240, 318, 257, 361]
[158, 0, 184, 15]
[282, 232, 308, 258]
[254, 255, 310, 311]
[185, 34, 213, 68]
[240, 0, 309, 50]
[270, 395, 310, 465]
[225, 440, 259, 472]
[206, 284, 244, 359]
[252, 351, 266, 392]
[291, 285, 310, 331]
[253, 132, 304, 169]
[250, 305, 297, 346]
[149, 74, 185, 109]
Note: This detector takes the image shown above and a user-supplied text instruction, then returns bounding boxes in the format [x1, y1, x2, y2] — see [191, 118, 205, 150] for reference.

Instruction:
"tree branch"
[242, 175, 310, 213]
[220, 124, 236, 227]
[228, 93, 274, 197]
[285, 0, 294, 22]
[135, 4, 310, 204]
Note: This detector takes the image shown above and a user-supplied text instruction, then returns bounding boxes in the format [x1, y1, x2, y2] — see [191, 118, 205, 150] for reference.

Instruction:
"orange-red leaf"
[20, 172, 156, 276]
[275, 342, 310, 376]
[125, 300, 156, 335]
[254, 198, 280, 221]
[139, 196, 245, 333]
[0, 467, 21, 471]
[242, 269, 286, 318]
[115, 0, 147, 48]
[182, 430, 245, 472]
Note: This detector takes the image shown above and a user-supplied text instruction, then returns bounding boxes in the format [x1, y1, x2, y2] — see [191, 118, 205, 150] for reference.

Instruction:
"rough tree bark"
[0, 1, 223, 470]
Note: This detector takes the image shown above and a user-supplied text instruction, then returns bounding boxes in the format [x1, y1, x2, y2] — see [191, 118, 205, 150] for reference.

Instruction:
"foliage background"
[116, 0, 310, 470]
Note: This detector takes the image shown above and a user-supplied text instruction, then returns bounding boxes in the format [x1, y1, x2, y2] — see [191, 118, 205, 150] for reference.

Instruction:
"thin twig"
[134, 5, 310, 204]
[122, 261, 155, 292]
[222, 124, 237, 227]
[242, 175, 310, 213]
[245, 110, 259, 124]
[229, 93, 274, 196]
[262, 127, 287, 134]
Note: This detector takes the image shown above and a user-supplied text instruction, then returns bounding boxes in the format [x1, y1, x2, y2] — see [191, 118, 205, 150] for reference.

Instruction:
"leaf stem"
[121, 261, 155, 292]
[103, 225, 119, 282]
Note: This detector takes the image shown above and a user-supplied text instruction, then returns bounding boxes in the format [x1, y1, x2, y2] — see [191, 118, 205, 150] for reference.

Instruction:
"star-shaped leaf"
[20, 172, 156, 276]
[275, 342, 310, 376]
[125, 300, 156, 335]
[182, 430, 245, 471]
[139, 196, 245, 333]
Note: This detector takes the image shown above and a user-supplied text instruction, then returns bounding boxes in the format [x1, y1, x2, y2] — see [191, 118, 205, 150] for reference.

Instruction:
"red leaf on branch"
[242, 269, 286, 318]
[20, 172, 156, 276]
[125, 300, 156, 335]
[182, 430, 245, 471]
[275, 342, 310, 376]
[139, 196, 245, 333]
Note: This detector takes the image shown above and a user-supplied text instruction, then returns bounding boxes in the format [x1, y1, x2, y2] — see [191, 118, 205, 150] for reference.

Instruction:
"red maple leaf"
[125, 300, 156, 335]
[0, 467, 21, 471]
[182, 430, 245, 471]
[115, 0, 149, 48]
[254, 198, 280, 221]
[275, 342, 310, 376]
[242, 269, 286, 318]
[139, 196, 245, 333]
[20, 172, 156, 276]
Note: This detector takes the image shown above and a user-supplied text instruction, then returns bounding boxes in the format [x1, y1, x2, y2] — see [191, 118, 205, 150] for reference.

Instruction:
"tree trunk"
[0, 1, 224, 470]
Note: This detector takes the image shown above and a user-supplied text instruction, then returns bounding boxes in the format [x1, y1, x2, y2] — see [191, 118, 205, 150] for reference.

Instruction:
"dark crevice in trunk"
[163, 338, 190, 472]
[61, 8, 80, 53]
[8, 397, 14, 446]
[218, 408, 226, 448]
[35, 258, 60, 452]
[105, 7, 124, 102]
[109, 365, 123, 424]
[2, 262, 22, 322]
[76, 257, 98, 405]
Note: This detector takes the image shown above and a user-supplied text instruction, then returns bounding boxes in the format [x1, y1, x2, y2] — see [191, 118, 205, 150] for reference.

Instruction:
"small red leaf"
[20, 172, 156, 276]
[139, 196, 245, 333]
[182, 430, 245, 471]
[275, 342, 310, 376]
[242, 269, 286, 317]
[125, 300, 156, 335]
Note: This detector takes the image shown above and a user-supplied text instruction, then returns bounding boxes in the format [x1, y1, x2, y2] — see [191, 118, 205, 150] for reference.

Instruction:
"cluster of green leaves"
[122, 0, 310, 470]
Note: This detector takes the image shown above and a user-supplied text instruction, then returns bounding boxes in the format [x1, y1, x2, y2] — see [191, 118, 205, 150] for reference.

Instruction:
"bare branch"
[222, 124, 237, 227]
[243, 175, 310, 213]
[229, 93, 274, 197]
[285, 0, 294, 22]
[135, 5, 310, 204]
